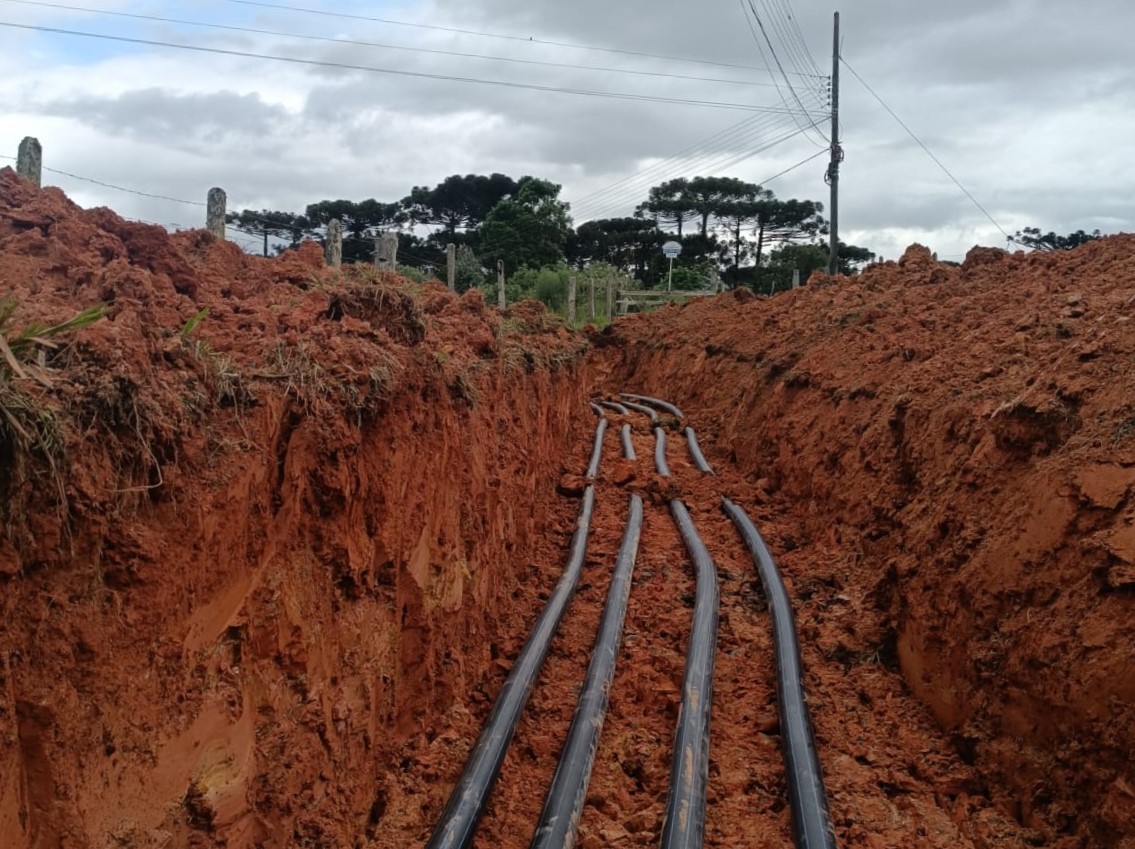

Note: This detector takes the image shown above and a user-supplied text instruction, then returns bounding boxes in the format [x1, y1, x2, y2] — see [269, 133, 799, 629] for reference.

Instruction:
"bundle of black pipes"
[621, 392, 685, 419]
[649, 415, 720, 849]
[723, 499, 837, 849]
[621, 398, 659, 422]
[654, 427, 671, 477]
[620, 424, 636, 461]
[639, 394, 836, 849]
[423, 418, 605, 849]
[529, 495, 644, 849]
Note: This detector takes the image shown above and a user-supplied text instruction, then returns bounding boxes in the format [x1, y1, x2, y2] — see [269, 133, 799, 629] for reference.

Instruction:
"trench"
[1, 337, 1112, 849]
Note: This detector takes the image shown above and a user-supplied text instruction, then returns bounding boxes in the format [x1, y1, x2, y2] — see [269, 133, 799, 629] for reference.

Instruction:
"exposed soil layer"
[603, 241, 1135, 847]
[3, 159, 1133, 849]
[0, 167, 592, 848]
[385, 407, 1043, 848]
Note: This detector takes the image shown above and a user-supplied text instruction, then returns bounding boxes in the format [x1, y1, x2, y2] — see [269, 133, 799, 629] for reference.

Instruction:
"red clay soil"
[3, 155, 1133, 849]
[603, 241, 1135, 847]
[0, 166, 592, 849]
[384, 406, 1044, 848]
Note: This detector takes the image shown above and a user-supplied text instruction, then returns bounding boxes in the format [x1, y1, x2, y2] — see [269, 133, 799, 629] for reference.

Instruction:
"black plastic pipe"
[620, 393, 685, 419]
[620, 424, 636, 461]
[621, 399, 659, 422]
[654, 427, 671, 477]
[685, 427, 714, 475]
[722, 498, 837, 849]
[425, 486, 598, 849]
[529, 495, 644, 849]
[586, 418, 608, 480]
[660, 499, 720, 849]
[600, 400, 630, 415]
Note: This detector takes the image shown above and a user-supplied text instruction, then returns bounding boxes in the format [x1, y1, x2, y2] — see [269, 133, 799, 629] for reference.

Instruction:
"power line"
[841, 56, 1011, 239]
[770, 0, 824, 76]
[43, 166, 206, 206]
[570, 110, 800, 217]
[0, 0, 782, 90]
[741, 0, 829, 144]
[229, 0, 826, 78]
[0, 21, 829, 115]
[576, 122, 809, 223]
[572, 115, 804, 220]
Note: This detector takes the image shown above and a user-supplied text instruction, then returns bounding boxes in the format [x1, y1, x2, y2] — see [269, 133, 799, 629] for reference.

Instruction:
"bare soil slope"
[604, 241, 1135, 846]
[0, 167, 590, 848]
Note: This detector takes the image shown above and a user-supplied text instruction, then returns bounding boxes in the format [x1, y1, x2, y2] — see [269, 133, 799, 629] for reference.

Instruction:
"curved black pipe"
[529, 495, 644, 849]
[586, 418, 608, 480]
[684, 427, 714, 475]
[620, 392, 685, 419]
[722, 499, 837, 849]
[660, 500, 720, 849]
[600, 400, 630, 415]
[654, 427, 671, 477]
[621, 399, 659, 423]
[425, 486, 597, 849]
[620, 424, 636, 461]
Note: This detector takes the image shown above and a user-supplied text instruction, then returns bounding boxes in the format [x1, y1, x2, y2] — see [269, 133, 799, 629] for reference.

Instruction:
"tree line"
[229, 171, 880, 297]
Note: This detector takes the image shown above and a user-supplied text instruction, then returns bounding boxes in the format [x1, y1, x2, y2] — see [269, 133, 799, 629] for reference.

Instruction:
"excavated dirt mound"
[605, 240, 1135, 847]
[0, 167, 592, 848]
[3, 155, 1133, 849]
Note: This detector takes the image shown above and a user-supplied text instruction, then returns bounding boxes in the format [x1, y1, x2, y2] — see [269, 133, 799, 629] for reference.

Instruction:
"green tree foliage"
[685, 176, 754, 237]
[402, 173, 518, 236]
[480, 178, 571, 274]
[568, 216, 664, 276]
[639, 178, 697, 236]
[758, 241, 877, 294]
[304, 199, 406, 263]
[226, 209, 312, 255]
[1013, 227, 1103, 251]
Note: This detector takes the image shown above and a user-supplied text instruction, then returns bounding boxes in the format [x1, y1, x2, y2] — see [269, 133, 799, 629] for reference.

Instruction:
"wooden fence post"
[446, 243, 457, 291]
[16, 137, 42, 188]
[497, 260, 506, 309]
[206, 187, 226, 239]
[567, 276, 577, 325]
[327, 218, 343, 268]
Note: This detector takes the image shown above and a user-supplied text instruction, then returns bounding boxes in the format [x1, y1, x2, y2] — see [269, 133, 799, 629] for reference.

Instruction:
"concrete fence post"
[327, 218, 343, 268]
[446, 243, 457, 291]
[376, 233, 398, 271]
[792, 269, 801, 289]
[567, 276, 577, 325]
[206, 187, 226, 239]
[606, 275, 614, 321]
[497, 260, 506, 309]
[16, 137, 42, 188]
[588, 275, 595, 320]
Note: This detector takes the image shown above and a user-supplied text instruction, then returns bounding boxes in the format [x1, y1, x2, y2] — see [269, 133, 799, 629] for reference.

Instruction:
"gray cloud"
[2, 0, 1132, 257]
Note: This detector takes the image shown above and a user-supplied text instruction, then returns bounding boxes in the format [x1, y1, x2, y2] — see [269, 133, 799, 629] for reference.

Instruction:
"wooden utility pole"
[827, 11, 842, 276]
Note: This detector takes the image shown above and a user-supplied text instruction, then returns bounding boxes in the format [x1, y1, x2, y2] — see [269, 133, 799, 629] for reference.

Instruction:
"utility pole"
[827, 11, 842, 276]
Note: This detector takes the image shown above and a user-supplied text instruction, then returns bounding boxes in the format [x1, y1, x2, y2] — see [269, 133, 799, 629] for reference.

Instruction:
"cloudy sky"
[1, 0, 1131, 261]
